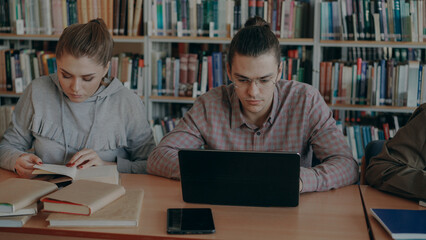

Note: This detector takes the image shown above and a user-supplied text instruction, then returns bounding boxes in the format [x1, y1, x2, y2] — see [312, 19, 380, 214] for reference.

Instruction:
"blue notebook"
[370, 208, 426, 239]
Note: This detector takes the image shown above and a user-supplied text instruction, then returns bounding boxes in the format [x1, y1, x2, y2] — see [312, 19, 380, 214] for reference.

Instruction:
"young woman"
[147, 17, 358, 193]
[0, 19, 155, 178]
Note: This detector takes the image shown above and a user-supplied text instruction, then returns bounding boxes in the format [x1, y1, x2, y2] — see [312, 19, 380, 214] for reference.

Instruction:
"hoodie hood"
[49, 73, 123, 102]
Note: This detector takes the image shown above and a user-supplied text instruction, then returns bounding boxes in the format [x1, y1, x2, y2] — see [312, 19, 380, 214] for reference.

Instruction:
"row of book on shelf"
[0, 49, 56, 93]
[151, 46, 311, 97]
[0, 48, 145, 94]
[342, 123, 394, 162]
[150, 117, 180, 145]
[0, 164, 144, 227]
[149, 0, 311, 38]
[0, 0, 144, 36]
[321, 0, 426, 42]
[335, 110, 410, 162]
[319, 58, 426, 107]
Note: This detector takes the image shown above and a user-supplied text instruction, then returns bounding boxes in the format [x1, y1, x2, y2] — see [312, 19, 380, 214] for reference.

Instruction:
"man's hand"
[67, 148, 115, 170]
[14, 153, 42, 178]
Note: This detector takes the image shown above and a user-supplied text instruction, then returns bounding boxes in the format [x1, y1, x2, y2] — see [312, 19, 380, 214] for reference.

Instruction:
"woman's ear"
[103, 61, 111, 78]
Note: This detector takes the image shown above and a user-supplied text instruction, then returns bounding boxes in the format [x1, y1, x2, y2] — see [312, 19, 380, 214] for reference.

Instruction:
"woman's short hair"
[55, 18, 113, 68]
[228, 16, 280, 70]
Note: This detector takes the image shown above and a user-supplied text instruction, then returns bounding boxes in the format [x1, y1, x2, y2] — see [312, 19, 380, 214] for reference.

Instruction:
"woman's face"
[56, 54, 109, 103]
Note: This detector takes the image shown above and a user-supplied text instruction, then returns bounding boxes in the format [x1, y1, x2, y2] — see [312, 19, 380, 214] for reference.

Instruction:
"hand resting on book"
[14, 153, 43, 178]
[66, 148, 116, 170]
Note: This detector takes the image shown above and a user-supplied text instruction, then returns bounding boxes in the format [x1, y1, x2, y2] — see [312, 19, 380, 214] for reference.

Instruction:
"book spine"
[256, 0, 264, 19]
[119, 0, 128, 35]
[248, 0, 256, 18]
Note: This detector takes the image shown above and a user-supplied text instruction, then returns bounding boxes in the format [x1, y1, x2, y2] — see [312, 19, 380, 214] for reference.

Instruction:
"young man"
[147, 17, 358, 193]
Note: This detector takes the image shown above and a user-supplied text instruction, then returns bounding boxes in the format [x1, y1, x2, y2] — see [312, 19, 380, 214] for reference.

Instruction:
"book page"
[33, 164, 77, 179]
[75, 165, 119, 185]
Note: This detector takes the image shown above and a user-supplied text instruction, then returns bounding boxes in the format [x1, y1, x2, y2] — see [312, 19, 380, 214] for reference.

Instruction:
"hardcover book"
[42, 180, 126, 216]
[371, 208, 426, 240]
[47, 190, 143, 227]
[0, 215, 32, 227]
[0, 178, 57, 213]
[0, 203, 38, 217]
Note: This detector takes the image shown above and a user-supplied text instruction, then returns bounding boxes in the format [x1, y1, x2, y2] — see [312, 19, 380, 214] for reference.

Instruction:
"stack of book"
[0, 178, 58, 227]
[0, 165, 144, 228]
[42, 180, 144, 227]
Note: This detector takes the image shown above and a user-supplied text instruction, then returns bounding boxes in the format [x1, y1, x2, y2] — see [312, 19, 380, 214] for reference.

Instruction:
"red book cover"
[187, 54, 198, 84]
[319, 61, 326, 98]
[325, 61, 333, 103]
[179, 53, 188, 84]
[287, 58, 293, 80]
[276, 0, 282, 36]
[338, 63, 344, 103]
[382, 123, 390, 140]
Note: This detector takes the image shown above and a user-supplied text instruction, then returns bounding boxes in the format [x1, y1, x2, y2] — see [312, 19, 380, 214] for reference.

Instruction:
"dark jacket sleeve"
[365, 103, 426, 200]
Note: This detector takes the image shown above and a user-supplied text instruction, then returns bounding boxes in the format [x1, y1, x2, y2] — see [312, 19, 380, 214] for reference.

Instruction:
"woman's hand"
[67, 149, 115, 169]
[14, 153, 42, 178]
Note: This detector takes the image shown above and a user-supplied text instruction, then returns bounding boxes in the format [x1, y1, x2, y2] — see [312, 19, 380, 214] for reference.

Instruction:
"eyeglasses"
[233, 77, 277, 89]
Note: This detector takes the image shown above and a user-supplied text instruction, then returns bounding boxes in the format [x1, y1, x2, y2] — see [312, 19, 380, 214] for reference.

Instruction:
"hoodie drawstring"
[61, 95, 100, 164]
[61, 94, 68, 164]
[84, 96, 99, 148]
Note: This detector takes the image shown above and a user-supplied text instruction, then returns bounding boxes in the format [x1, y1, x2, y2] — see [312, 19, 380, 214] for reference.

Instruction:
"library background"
[0, 0, 423, 164]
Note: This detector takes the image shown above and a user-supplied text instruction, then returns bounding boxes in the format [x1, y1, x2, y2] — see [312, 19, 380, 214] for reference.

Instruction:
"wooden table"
[359, 185, 424, 240]
[0, 169, 369, 240]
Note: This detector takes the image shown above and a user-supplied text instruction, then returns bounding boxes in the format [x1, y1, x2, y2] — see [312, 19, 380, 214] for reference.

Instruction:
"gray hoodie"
[0, 73, 155, 173]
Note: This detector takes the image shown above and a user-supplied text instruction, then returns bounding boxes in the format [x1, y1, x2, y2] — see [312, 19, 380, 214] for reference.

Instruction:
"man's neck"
[242, 103, 273, 129]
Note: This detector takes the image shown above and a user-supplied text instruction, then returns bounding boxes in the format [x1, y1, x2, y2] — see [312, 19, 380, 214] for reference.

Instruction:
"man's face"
[227, 52, 281, 122]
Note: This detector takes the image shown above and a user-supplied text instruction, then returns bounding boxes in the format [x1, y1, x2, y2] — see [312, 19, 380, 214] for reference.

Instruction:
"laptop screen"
[178, 149, 300, 207]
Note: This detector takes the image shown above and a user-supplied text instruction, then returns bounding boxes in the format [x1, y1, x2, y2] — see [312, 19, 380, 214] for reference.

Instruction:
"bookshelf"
[0, 0, 422, 149]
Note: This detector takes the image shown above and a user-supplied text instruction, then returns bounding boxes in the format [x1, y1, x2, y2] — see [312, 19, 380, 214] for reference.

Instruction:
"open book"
[42, 180, 126, 216]
[371, 208, 426, 240]
[33, 164, 119, 185]
[47, 190, 144, 227]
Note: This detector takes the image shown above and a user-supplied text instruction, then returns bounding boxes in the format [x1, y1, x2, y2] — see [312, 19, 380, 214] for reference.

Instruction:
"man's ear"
[276, 61, 283, 82]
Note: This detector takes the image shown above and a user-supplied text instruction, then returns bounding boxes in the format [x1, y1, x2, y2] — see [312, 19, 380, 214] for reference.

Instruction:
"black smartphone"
[167, 208, 215, 234]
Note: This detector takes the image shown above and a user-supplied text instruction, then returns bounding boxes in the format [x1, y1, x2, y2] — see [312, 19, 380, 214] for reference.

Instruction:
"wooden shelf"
[0, 33, 145, 43]
[150, 36, 314, 45]
[278, 38, 314, 46]
[320, 40, 426, 49]
[328, 104, 416, 113]
[150, 96, 196, 104]
[150, 36, 232, 44]
[0, 33, 60, 41]
[0, 91, 22, 98]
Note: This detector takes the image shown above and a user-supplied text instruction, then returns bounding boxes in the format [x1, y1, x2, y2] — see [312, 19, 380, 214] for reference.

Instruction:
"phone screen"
[167, 208, 215, 234]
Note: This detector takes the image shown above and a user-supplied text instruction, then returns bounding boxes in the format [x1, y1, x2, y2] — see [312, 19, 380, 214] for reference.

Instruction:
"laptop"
[178, 149, 300, 207]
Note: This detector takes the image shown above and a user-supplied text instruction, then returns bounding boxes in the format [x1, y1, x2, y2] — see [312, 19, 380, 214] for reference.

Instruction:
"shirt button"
[256, 132, 261, 136]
